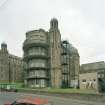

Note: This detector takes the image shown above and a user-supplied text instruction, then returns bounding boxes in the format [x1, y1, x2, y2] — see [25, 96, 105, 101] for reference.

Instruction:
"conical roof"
[62, 40, 78, 55]
[69, 44, 78, 54]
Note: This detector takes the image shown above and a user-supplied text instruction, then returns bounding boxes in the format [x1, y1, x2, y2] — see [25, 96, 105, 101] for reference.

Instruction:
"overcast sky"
[0, 0, 105, 64]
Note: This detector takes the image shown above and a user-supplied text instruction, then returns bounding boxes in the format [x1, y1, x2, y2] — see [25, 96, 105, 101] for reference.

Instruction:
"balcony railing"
[25, 66, 49, 70]
[23, 54, 49, 61]
[61, 62, 68, 65]
[23, 39, 49, 50]
[27, 76, 49, 79]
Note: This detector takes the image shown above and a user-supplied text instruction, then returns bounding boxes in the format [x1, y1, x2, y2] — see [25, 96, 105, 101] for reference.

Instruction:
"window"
[36, 79, 39, 85]
[28, 47, 47, 56]
[93, 79, 96, 81]
[0, 73, 4, 79]
[82, 79, 86, 82]
[40, 79, 45, 87]
[44, 103, 53, 105]
[29, 59, 46, 68]
[12, 102, 35, 105]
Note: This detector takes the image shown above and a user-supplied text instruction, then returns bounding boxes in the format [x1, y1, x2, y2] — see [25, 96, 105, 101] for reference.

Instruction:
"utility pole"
[8, 57, 11, 83]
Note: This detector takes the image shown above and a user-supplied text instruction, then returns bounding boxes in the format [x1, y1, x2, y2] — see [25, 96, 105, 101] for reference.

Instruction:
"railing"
[23, 54, 49, 61]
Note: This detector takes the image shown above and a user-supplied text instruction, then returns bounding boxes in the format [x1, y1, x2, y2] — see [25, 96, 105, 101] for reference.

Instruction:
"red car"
[4, 97, 53, 105]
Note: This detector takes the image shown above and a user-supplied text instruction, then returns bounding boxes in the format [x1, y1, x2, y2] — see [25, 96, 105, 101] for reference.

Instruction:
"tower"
[1, 42, 8, 53]
[49, 18, 62, 88]
[0, 42, 9, 82]
[23, 29, 49, 88]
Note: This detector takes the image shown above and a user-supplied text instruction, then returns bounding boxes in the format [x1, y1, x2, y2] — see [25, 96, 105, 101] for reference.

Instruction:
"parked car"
[0, 83, 17, 92]
[4, 97, 53, 105]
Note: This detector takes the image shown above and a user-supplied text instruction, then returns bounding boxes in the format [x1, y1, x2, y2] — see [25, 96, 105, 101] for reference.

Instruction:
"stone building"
[0, 42, 24, 83]
[79, 61, 105, 91]
[61, 40, 79, 88]
[23, 18, 80, 88]
[23, 29, 49, 88]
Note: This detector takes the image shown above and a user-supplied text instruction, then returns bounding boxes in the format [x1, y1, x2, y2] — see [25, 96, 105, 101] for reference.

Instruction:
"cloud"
[0, 0, 105, 64]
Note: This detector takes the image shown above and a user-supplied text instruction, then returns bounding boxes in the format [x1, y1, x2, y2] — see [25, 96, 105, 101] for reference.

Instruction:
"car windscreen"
[12, 102, 35, 105]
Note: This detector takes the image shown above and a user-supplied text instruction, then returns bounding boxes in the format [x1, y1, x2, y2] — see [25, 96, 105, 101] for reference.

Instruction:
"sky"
[0, 0, 105, 64]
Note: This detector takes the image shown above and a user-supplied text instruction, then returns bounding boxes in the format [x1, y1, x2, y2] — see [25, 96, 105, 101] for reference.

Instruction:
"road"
[0, 92, 105, 105]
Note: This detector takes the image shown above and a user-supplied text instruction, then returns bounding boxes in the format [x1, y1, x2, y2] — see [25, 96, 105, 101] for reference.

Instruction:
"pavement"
[0, 92, 105, 105]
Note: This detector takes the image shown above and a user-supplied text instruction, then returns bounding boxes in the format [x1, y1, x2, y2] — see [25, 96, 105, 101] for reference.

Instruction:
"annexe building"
[79, 61, 105, 92]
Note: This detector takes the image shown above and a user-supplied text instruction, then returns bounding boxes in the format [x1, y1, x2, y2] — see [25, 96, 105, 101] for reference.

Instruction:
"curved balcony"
[61, 52, 67, 55]
[61, 62, 68, 65]
[25, 66, 49, 71]
[27, 76, 49, 79]
[23, 39, 49, 51]
[62, 69, 69, 74]
[24, 54, 49, 61]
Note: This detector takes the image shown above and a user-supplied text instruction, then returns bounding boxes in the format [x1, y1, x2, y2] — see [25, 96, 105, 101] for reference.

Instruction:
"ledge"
[24, 55, 49, 61]
[23, 42, 49, 51]
[25, 67, 49, 70]
[27, 76, 49, 79]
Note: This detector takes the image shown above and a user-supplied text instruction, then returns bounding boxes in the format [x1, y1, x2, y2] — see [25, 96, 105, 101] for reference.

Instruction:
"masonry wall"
[79, 72, 98, 90]
[0, 43, 23, 83]
[9, 55, 23, 82]
[49, 18, 62, 88]
[0, 51, 9, 82]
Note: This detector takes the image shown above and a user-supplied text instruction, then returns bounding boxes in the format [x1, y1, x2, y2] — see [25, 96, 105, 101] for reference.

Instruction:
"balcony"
[61, 62, 68, 65]
[27, 76, 49, 79]
[23, 39, 49, 51]
[62, 71, 69, 74]
[61, 52, 68, 55]
[24, 54, 49, 61]
[25, 66, 49, 70]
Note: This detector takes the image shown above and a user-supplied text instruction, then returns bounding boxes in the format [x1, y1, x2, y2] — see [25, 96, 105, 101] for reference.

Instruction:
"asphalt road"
[0, 92, 105, 105]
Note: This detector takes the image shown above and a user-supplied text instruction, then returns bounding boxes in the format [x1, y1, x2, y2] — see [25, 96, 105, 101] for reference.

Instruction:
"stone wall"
[0, 43, 23, 83]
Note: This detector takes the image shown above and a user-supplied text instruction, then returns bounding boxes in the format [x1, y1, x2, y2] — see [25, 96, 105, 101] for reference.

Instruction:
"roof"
[17, 98, 48, 104]
[26, 29, 46, 35]
[50, 18, 58, 22]
[61, 40, 79, 55]
[80, 61, 105, 73]
[9, 54, 22, 60]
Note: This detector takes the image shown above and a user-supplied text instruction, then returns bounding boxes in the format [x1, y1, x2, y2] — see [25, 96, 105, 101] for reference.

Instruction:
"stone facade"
[79, 61, 105, 91]
[23, 18, 80, 88]
[0, 43, 9, 82]
[49, 18, 62, 88]
[79, 72, 98, 90]
[0, 43, 24, 83]
[23, 29, 49, 88]
[61, 41, 80, 88]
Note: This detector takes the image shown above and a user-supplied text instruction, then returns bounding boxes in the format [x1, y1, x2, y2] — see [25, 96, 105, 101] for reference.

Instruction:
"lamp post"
[9, 57, 11, 83]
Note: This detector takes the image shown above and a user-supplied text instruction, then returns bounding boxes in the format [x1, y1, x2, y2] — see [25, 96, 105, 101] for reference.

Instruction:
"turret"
[50, 18, 59, 31]
[1, 42, 8, 53]
[49, 18, 62, 88]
